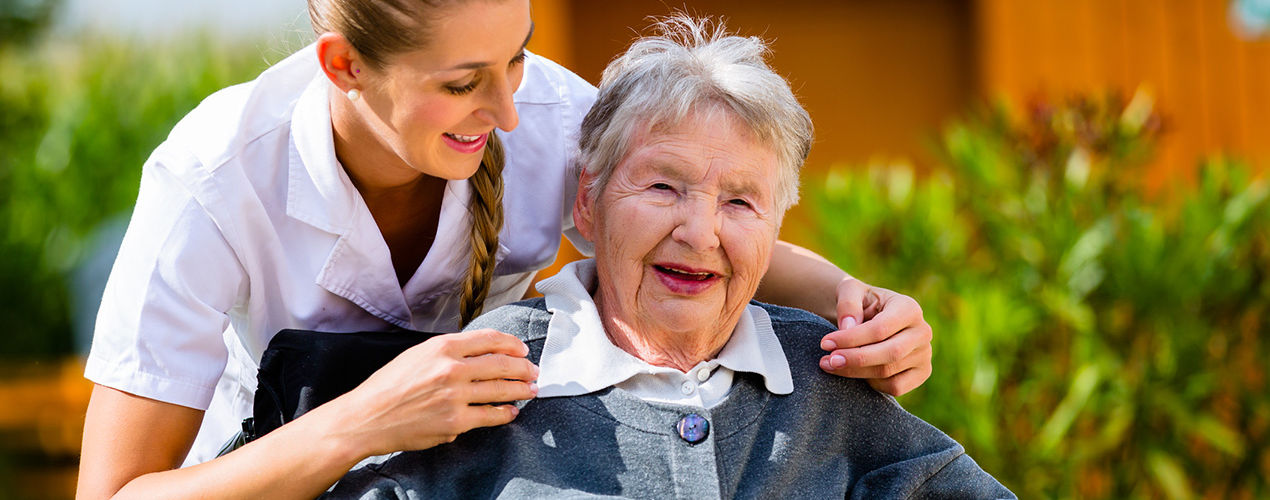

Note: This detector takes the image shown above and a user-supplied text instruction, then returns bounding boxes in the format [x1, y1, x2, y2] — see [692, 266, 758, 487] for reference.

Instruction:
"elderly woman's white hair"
[577, 14, 814, 213]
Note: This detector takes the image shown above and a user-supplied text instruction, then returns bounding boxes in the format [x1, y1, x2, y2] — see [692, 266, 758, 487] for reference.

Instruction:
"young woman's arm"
[756, 240, 933, 396]
[77, 330, 538, 500]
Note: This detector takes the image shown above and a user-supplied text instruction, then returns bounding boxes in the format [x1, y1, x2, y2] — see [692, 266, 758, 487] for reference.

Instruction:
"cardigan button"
[676, 413, 709, 444]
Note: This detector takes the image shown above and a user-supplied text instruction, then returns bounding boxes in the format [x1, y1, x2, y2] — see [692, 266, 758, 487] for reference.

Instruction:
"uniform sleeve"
[85, 145, 247, 411]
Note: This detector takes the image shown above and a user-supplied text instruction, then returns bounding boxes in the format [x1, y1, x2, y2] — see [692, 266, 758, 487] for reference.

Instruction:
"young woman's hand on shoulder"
[320, 329, 539, 455]
[78, 329, 537, 500]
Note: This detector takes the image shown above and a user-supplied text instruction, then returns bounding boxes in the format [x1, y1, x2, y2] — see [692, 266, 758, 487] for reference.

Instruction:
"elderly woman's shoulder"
[749, 301, 881, 394]
[751, 300, 837, 334]
[463, 298, 552, 343]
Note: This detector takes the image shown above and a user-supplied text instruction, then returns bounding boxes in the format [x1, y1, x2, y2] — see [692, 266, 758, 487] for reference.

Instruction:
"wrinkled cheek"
[730, 268, 765, 299]
[595, 231, 648, 301]
[724, 234, 777, 280]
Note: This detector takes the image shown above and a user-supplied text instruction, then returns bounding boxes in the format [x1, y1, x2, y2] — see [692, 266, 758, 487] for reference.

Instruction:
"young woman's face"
[359, 0, 532, 180]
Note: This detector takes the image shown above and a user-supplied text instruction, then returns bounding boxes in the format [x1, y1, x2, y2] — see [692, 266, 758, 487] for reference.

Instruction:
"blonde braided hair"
[459, 133, 505, 327]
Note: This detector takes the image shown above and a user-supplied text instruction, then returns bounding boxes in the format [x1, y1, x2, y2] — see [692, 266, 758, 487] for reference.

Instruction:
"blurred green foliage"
[807, 91, 1270, 498]
[0, 37, 271, 358]
[0, 0, 58, 48]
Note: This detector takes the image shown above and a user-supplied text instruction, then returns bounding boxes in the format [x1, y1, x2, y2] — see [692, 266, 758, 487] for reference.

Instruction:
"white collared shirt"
[534, 260, 793, 408]
[85, 45, 597, 465]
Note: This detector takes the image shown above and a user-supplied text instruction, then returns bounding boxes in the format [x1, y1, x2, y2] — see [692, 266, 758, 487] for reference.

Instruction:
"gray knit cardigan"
[325, 299, 1015, 499]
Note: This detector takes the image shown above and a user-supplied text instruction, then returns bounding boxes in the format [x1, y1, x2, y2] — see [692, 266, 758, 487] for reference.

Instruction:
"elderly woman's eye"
[728, 198, 752, 207]
[651, 182, 673, 191]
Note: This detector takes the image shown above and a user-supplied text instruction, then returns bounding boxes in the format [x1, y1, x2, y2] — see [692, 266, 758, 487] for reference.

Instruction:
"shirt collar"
[534, 259, 793, 398]
[287, 64, 353, 235]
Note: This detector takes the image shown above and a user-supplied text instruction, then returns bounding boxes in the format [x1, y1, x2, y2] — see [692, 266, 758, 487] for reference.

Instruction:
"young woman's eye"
[510, 51, 527, 66]
[445, 80, 479, 96]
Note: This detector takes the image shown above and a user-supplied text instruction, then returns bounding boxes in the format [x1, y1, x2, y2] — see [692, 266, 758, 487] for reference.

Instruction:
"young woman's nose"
[475, 75, 520, 132]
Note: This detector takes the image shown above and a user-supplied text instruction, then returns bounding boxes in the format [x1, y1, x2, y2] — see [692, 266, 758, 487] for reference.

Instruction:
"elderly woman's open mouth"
[652, 262, 722, 293]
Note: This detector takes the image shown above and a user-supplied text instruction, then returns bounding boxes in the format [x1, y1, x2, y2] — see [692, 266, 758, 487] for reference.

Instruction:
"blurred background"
[0, 0, 1266, 498]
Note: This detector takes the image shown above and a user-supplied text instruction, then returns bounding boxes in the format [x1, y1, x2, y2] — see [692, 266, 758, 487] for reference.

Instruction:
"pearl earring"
[347, 89, 361, 102]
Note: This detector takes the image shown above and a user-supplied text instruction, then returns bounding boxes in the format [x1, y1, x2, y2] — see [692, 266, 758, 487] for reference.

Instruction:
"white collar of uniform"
[513, 51, 568, 105]
[534, 259, 793, 398]
[287, 62, 355, 234]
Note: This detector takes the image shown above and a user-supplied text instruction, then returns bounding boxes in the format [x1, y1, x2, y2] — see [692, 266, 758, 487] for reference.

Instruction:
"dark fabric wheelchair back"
[245, 328, 440, 442]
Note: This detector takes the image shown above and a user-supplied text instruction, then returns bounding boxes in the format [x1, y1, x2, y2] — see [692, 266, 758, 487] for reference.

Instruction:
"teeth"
[659, 266, 713, 279]
[446, 133, 482, 143]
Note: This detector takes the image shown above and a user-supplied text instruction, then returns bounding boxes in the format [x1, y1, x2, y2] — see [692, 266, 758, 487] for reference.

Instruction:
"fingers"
[462, 351, 539, 383]
[465, 378, 538, 404]
[834, 278, 866, 329]
[821, 293, 925, 350]
[820, 339, 931, 379]
[459, 404, 522, 432]
[439, 329, 531, 358]
[412, 404, 523, 449]
[866, 362, 933, 397]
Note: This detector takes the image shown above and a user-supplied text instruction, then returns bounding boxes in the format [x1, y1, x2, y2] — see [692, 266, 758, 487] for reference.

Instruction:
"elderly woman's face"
[575, 108, 783, 337]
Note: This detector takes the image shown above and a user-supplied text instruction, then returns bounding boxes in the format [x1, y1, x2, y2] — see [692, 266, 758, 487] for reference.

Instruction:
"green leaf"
[1192, 416, 1247, 458]
[1147, 451, 1195, 500]
[1036, 364, 1100, 454]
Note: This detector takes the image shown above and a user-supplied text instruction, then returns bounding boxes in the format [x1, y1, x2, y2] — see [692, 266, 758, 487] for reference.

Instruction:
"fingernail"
[830, 354, 847, 368]
[529, 383, 539, 395]
[821, 338, 837, 351]
[510, 406, 519, 416]
[841, 316, 858, 330]
[532, 364, 541, 377]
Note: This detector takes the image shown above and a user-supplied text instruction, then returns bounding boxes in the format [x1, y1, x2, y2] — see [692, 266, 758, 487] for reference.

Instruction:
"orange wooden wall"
[534, 0, 976, 173]
[535, 0, 1270, 189]
[977, 0, 1270, 189]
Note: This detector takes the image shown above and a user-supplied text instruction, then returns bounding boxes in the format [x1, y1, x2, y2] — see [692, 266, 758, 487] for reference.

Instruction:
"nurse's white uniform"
[84, 46, 597, 465]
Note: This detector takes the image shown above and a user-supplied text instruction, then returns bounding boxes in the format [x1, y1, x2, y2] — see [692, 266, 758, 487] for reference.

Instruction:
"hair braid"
[459, 133, 505, 327]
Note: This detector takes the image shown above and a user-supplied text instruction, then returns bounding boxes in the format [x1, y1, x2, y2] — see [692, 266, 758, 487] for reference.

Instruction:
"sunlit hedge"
[0, 37, 272, 357]
[806, 92, 1270, 499]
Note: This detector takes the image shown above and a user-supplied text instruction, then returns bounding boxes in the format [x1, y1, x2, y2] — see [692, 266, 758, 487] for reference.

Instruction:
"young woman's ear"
[315, 32, 363, 98]
[572, 168, 597, 241]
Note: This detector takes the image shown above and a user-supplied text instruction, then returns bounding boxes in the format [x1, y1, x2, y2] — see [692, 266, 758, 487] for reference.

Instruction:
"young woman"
[77, 1, 933, 498]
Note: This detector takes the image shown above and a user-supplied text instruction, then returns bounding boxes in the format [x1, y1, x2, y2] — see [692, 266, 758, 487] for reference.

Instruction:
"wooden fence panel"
[976, 0, 1270, 191]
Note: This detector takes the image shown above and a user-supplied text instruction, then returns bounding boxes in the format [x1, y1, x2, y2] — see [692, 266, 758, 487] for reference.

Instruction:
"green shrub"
[0, 0, 59, 48]
[807, 91, 1270, 499]
[0, 36, 272, 358]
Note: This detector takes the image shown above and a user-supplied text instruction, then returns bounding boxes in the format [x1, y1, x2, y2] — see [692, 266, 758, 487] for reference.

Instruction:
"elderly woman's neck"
[594, 302, 736, 373]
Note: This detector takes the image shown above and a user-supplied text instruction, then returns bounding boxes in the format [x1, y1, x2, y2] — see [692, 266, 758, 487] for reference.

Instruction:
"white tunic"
[84, 45, 597, 465]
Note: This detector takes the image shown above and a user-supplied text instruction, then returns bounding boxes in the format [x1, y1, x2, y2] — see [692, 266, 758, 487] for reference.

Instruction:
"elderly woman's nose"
[670, 202, 722, 250]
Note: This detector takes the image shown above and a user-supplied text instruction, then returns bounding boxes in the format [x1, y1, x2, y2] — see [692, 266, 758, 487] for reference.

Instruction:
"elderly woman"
[327, 16, 1012, 499]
